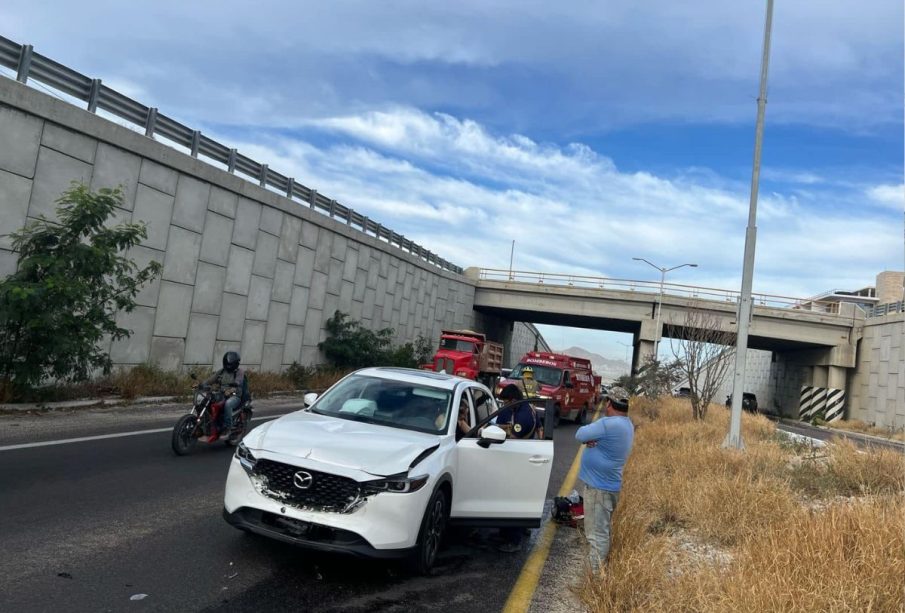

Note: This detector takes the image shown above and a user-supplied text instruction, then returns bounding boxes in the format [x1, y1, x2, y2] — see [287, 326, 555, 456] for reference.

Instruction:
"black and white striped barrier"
[799, 386, 845, 422]
[824, 388, 845, 422]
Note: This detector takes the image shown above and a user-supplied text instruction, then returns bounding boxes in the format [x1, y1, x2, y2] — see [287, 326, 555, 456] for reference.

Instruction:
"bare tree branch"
[667, 304, 736, 419]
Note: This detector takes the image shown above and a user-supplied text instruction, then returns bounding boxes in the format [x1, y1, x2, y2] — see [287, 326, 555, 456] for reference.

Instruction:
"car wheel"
[553, 404, 561, 429]
[410, 488, 448, 575]
[576, 404, 588, 425]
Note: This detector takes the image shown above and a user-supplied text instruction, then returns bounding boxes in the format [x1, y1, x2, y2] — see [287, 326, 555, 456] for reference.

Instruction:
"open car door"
[450, 387, 554, 523]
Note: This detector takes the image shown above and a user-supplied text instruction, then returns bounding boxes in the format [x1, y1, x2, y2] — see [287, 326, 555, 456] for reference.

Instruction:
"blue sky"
[3, 0, 903, 362]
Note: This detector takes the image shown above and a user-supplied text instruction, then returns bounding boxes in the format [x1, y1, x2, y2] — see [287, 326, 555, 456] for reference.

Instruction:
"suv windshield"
[310, 375, 452, 435]
[508, 364, 563, 387]
[439, 338, 475, 353]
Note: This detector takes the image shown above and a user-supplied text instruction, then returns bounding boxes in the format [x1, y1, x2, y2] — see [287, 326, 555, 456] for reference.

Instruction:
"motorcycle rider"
[199, 351, 248, 440]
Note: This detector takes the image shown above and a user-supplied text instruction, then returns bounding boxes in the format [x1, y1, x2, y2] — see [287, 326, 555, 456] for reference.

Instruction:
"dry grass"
[823, 418, 905, 443]
[7, 363, 352, 404]
[579, 398, 905, 613]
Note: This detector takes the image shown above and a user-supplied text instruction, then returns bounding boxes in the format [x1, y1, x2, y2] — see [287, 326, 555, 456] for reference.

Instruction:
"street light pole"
[724, 0, 775, 451]
[632, 258, 698, 357]
[508, 240, 515, 280]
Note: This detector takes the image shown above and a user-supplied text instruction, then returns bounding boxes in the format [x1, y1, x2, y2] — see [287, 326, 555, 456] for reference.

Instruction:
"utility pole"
[724, 0, 775, 450]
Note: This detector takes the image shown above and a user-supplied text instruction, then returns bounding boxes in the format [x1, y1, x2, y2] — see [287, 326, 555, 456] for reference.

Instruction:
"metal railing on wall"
[0, 35, 463, 275]
[867, 301, 905, 318]
[477, 268, 842, 314]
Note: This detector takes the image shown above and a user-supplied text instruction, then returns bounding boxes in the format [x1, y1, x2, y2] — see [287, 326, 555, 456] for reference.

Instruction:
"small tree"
[613, 355, 682, 399]
[0, 184, 161, 398]
[667, 305, 736, 420]
[318, 310, 434, 369]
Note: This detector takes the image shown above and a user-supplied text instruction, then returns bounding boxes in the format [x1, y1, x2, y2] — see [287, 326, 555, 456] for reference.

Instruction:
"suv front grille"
[253, 459, 364, 513]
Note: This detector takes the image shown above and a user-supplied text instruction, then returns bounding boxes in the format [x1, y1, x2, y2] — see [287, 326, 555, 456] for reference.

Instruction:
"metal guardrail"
[0, 35, 463, 275]
[867, 301, 905, 318]
[477, 268, 841, 314]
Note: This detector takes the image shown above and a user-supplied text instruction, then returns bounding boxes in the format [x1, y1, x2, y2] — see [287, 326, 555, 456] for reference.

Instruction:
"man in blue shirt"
[575, 393, 634, 572]
[496, 384, 543, 440]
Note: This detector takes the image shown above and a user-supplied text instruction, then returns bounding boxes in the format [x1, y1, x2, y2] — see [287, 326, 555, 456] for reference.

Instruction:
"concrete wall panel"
[199, 211, 234, 266]
[192, 262, 227, 315]
[172, 175, 209, 232]
[41, 123, 96, 164]
[223, 245, 254, 295]
[139, 160, 178, 196]
[91, 143, 141, 209]
[162, 226, 202, 284]
[130, 245, 165, 308]
[208, 186, 238, 218]
[241, 321, 266, 366]
[252, 231, 278, 278]
[185, 314, 218, 365]
[246, 275, 273, 321]
[28, 147, 92, 220]
[110, 306, 155, 364]
[272, 260, 294, 303]
[154, 281, 193, 338]
[0, 169, 32, 249]
[218, 293, 247, 341]
[0, 105, 42, 178]
[132, 184, 174, 251]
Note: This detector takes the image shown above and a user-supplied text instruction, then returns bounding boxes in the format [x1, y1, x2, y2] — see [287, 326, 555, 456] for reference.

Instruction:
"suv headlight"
[236, 442, 257, 473]
[362, 473, 429, 495]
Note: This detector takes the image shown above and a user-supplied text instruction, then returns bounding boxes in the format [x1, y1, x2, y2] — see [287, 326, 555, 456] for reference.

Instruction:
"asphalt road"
[0, 400, 585, 613]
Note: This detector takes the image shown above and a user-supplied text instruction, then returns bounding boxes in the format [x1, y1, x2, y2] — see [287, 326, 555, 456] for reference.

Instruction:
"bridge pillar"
[631, 338, 656, 375]
[827, 366, 846, 390]
[810, 365, 828, 387]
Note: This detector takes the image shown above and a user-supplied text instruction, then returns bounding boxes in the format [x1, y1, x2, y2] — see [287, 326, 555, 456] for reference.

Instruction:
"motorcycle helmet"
[223, 351, 241, 372]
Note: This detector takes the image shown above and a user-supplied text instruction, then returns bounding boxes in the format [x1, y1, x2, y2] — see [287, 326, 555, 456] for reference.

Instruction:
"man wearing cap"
[575, 393, 634, 573]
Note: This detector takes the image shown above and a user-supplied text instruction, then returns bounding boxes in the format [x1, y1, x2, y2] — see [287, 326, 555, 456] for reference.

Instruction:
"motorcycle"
[171, 373, 253, 456]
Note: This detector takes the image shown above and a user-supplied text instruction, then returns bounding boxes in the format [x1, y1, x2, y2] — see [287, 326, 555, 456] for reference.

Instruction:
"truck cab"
[497, 352, 596, 425]
[427, 330, 504, 388]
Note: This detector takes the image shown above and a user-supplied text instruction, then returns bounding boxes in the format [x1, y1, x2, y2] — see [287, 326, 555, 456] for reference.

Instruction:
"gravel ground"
[529, 522, 590, 613]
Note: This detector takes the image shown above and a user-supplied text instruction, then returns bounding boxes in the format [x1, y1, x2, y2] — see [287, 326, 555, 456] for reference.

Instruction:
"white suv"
[223, 367, 554, 572]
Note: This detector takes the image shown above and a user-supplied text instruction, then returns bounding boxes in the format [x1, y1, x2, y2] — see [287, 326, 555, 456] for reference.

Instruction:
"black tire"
[409, 488, 448, 575]
[576, 404, 589, 425]
[553, 404, 562, 429]
[171, 414, 199, 456]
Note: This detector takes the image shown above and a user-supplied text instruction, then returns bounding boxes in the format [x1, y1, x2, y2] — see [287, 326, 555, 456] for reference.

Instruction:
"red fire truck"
[425, 330, 504, 387]
[497, 351, 597, 425]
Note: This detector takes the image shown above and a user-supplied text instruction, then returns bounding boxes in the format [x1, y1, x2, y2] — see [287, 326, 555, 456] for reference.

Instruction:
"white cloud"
[212, 107, 900, 302]
[4, 0, 901, 131]
[867, 183, 905, 210]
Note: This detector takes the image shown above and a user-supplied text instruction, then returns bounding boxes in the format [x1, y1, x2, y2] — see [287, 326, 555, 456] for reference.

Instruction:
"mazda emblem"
[293, 471, 314, 490]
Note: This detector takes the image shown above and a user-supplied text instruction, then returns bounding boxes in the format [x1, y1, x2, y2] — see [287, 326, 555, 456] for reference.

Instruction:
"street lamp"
[632, 258, 698, 355]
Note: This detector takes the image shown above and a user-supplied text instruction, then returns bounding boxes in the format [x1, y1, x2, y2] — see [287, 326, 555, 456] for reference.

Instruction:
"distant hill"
[556, 346, 629, 382]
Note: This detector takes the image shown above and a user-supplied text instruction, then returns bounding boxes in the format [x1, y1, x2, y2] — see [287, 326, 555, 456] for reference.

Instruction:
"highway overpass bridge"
[468, 268, 862, 409]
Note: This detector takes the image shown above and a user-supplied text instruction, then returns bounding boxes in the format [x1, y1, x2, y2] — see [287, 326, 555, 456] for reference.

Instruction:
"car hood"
[247, 411, 440, 477]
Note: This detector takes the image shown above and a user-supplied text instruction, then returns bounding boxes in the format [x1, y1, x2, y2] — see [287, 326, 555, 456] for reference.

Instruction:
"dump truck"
[425, 330, 504, 387]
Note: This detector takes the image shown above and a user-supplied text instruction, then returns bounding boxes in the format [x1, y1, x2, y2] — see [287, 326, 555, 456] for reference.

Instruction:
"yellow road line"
[502, 406, 600, 613]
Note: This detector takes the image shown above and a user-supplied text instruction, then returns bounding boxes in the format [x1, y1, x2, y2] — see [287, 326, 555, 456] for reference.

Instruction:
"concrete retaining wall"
[0, 78, 482, 371]
[848, 313, 904, 428]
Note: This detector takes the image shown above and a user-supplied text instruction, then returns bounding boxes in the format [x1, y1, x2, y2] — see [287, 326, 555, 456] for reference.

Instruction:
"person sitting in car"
[455, 397, 473, 440]
[496, 384, 543, 440]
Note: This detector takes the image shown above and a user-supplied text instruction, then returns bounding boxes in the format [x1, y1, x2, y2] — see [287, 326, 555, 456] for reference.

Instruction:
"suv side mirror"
[303, 392, 318, 408]
[477, 425, 506, 448]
